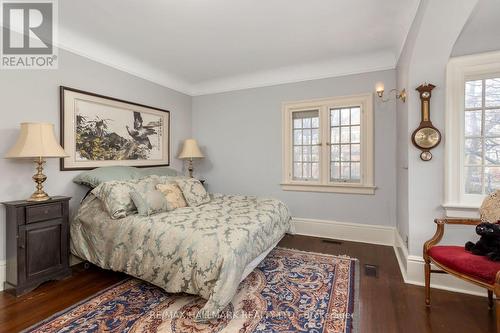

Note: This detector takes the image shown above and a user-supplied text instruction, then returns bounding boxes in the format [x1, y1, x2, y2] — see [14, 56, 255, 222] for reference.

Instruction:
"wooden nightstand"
[2, 196, 71, 296]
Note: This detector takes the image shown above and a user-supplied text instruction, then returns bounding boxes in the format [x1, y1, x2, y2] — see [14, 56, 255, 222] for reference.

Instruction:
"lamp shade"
[178, 139, 204, 159]
[5, 122, 68, 158]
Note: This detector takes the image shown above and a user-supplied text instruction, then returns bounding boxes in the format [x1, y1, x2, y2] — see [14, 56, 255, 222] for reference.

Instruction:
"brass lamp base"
[27, 158, 50, 202]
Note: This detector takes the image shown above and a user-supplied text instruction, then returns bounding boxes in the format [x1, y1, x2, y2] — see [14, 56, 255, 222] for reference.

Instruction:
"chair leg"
[496, 298, 499, 333]
[489, 290, 494, 310]
[425, 259, 431, 306]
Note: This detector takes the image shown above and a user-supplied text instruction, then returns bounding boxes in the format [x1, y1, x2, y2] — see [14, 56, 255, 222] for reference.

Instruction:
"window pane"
[341, 108, 350, 125]
[293, 162, 302, 179]
[340, 127, 350, 143]
[485, 78, 500, 107]
[464, 110, 482, 137]
[341, 163, 350, 180]
[294, 129, 302, 145]
[464, 138, 482, 165]
[312, 146, 320, 162]
[485, 138, 500, 165]
[464, 166, 482, 194]
[485, 167, 500, 194]
[331, 145, 340, 161]
[331, 162, 340, 180]
[311, 129, 319, 144]
[311, 117, 319, 128]
[293, 147, 302, 162]
[303, 163, 311, 179]
[303, 146, 311, 162]
[351, 144, 360, 162]
[311, 163, 319, 180]
[303, 129, 311, 145]
[351, 162, 361, 182]
[331, 127, 340, 143]
[341, 145, 350, 161]
[351, 126, 360, 143]
[485, 109, 500, 137]
[331, 109, 340, 126]
[465, 80, 482, 109]
[350, 107, 361, 125]
[293, 118, 302, 129]
[303, 117, 311, 128]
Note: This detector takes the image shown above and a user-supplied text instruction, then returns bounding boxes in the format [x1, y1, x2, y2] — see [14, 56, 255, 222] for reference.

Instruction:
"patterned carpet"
[25, 248, 359, 333]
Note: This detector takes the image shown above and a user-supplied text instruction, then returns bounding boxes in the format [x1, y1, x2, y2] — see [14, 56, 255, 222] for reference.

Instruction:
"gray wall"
[395, 0, 479, 256]
[0, 48, 192, 261]
[193, 70, 397, 226]
[451, 0, 500, 57]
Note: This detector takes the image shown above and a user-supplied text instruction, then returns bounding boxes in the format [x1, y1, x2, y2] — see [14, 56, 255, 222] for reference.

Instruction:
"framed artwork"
[60, 86, 170, 170]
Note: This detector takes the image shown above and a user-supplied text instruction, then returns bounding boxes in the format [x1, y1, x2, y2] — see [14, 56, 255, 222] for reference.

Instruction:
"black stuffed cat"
[465, 222, 500, 261]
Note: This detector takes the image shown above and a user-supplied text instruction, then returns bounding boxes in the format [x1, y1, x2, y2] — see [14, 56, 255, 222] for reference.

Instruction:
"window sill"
[281, 183, 376, 194]
[442, 203, 480, 218]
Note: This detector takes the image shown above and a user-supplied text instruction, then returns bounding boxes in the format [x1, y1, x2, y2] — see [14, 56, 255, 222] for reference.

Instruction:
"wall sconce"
[375, 82, 407, 103]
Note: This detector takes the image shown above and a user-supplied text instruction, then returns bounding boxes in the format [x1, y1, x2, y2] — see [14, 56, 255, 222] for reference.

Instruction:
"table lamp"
[5, 122, 68, 201]
[178, 139, 204, 178]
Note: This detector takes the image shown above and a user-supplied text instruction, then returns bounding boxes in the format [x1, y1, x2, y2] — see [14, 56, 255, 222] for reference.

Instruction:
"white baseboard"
[291, 217, 396, 246]
[0, 260, 5, 292]
[292, 218, 488, 298]
[393, 231, 487, 297]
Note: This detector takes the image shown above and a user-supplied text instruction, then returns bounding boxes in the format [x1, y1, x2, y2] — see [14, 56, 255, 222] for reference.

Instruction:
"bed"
[70, 192, 292, 320]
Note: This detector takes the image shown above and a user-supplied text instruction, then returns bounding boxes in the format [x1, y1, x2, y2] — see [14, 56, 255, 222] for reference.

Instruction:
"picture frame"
[60, 86, 170, 171]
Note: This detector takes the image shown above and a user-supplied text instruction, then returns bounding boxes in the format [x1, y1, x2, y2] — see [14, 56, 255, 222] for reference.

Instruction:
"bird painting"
[126, 112, 160, 149]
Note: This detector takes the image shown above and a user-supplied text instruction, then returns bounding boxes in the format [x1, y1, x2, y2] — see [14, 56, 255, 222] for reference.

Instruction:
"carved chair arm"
[423, 218, 482, 261]
[434, 218, 482, 226]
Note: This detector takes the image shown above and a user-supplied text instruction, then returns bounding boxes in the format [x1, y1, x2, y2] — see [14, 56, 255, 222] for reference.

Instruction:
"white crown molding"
[56, 27, 194, 95]
[53, 28, 397, 96]
[191, 52, 396, 96]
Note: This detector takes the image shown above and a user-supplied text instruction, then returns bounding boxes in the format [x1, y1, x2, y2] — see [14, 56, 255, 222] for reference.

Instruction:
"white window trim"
[444, 51, 500, 217]
[281, 93, 375, 194]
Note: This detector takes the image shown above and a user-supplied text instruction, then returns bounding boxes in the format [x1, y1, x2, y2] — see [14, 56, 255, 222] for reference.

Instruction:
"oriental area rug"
[25, 248, 359, 333]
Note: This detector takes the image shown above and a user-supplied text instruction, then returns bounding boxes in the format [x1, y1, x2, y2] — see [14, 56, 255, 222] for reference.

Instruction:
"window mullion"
[320, 106, 329, 184]
[481, 79, 486, 194]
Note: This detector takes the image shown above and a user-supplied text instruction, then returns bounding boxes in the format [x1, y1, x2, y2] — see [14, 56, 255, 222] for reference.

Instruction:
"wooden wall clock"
[412, 83, 441, 161]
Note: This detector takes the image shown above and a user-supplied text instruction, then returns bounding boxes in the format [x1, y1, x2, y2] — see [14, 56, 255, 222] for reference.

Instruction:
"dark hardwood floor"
[0, 235, 495, 332]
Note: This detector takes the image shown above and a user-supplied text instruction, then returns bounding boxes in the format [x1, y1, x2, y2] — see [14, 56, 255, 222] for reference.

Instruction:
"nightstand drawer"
[26, 203, 62, 223]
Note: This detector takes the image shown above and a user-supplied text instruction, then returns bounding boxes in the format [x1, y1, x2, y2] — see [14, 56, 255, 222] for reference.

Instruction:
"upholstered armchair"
[424, 191, 500, 332]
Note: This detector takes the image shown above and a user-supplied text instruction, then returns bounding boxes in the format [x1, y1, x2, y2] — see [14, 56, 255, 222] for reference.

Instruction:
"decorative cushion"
[129, 189, 169, 216]
[92, 176, 160, 219]
[175, 178, 210, 207]
[428, 245, 500, 285]
[73, 166, 142, 188]
[480, 190, 500, 223]
[156, 183, 188, 210]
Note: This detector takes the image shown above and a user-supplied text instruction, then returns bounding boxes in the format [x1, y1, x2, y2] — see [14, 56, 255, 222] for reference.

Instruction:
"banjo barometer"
[412, 83, 441, 161]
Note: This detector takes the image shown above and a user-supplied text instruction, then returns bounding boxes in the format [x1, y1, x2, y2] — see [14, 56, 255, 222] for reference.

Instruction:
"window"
[444, 51, 500, 217]
[464, 78, 500, 195]
[282, 94, 375, 194]
[292, 110, 320, 181]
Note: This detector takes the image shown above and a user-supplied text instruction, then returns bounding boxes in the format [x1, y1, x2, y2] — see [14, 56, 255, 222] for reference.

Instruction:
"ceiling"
[451, 0, 500, 57]
[58, 0, 420, 95]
